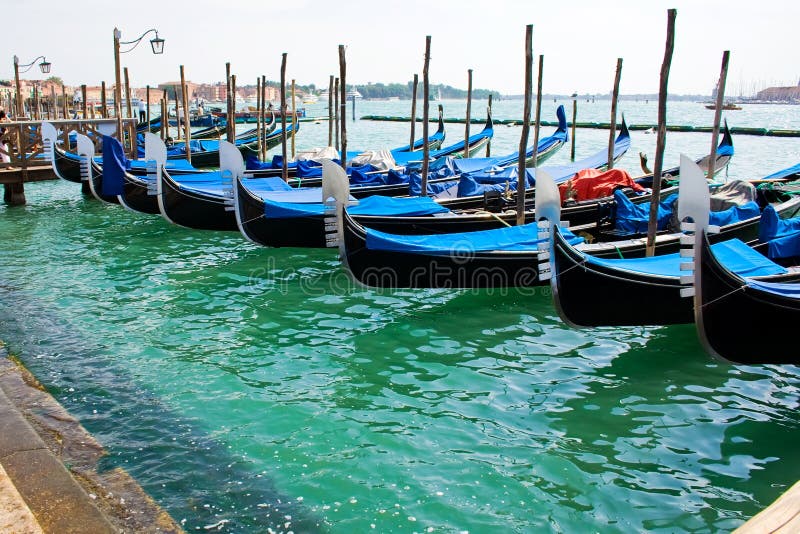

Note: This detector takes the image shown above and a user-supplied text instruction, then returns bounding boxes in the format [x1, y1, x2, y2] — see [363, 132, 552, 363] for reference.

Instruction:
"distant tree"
[46, 76, 64, 86]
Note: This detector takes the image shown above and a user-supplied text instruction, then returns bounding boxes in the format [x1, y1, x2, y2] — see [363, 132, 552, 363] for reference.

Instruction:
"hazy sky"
[4, 0, 799, 96]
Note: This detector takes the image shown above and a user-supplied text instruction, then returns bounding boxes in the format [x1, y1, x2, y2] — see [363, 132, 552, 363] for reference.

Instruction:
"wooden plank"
[735, 480, 800, 533]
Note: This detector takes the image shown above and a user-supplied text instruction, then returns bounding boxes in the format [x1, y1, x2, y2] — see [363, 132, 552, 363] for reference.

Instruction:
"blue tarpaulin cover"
[708, 201, 760, 226]
[101, 135, 126, 196]
[758, 205, 800, 242]
[584, 238, 787, 278]
[766, 232, 800, 259]
[365, 223, 583, 255]
[264, 195, 450, 219]
[614, 190, 678, 234]
[761, 162, 800, 182]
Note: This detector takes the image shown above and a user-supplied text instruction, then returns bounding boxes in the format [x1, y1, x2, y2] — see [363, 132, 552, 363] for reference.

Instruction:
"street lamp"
[13, 55, 52, 118]
[113, 27, 165, 142]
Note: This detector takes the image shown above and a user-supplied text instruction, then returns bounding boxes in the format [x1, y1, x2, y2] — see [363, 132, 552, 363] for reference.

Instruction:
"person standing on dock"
[138, 99, 147, 123]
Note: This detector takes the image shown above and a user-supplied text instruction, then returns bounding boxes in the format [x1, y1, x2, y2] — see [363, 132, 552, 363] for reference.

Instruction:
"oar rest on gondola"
[548, 156, 800, 330]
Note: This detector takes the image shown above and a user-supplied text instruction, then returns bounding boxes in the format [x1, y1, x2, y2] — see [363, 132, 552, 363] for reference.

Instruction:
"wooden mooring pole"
[645, 9, 677, 257]
[409, 74, 418, 151]
[327, 75, 334, 147]
[464, 69, 472, 158]
[101, 82, 108, 118]
[225, 62, 233, 143]
[486, 93, 493, 156]
[124, 67, 133, 121]
[420, 36, 431, 196]
[280, 53, 288, 182]
[607, 58, 623, 170]
[334, 77, 340, 152]
[571, 97, 577, 161]
[531, 54, 544, 172]
[516, 24, 533, 226]
[291, 78, 297, 159]
[180, 65, 191, 163]
[707, 50, 730, 181]
[339, 45, 347, 171]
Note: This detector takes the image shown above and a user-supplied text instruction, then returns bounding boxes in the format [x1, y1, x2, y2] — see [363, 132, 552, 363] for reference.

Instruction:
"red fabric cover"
[558, 168, 646, 203]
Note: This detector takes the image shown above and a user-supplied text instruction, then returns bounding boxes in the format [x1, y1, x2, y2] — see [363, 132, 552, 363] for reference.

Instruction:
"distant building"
[756, 81, 800, 102]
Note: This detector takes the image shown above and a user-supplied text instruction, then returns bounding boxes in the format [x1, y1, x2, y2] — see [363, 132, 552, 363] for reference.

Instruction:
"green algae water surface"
[1, 101, 799, 532]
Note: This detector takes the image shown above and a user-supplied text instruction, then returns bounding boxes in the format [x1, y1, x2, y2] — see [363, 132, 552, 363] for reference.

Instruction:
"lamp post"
[113, 27, 164, 141]
[13, 55, 51, 118]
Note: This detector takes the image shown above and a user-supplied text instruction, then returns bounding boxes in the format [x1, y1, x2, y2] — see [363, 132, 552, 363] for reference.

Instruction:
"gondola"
[391, 107, 494, 165]
[74, 132, 120, 204]
[338, 152, 796, 290]
[233, 118, 631, 248]
[338, 164, 567, 289]
[693, 229, 800, 365]
[549, 156, 800, 327]
[240, 107, 448, 177]
[156, 141, 251, 231]
[164, 112, 565, 233]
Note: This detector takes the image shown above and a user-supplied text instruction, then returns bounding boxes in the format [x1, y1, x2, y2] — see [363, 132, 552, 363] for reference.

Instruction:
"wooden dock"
[1, 118, 137, 206]
[735, 481, 800, 533]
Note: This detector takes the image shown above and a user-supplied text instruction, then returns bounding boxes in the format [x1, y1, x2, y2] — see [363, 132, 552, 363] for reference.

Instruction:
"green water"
[2, 103, 800, 532]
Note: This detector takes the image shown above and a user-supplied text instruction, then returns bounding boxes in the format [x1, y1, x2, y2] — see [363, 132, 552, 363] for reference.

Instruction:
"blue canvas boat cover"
[583, 238, 787, 278]
[264, 195, 449, 219]
[758, 205, 800, 242]
[708, 201, 760, 226]
[614, 191, 678, 234]
[102, 135, 127, 196]
[365, 223, 583, 255]
[761, 162, 800, 182]
[241, 177, 293, 193]
[766, 231, 800, 259]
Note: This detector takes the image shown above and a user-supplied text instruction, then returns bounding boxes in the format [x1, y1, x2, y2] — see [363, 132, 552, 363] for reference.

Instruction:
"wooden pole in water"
[160, 98, 167, 140]
[61, 85, 67, 119]
[101, 81, 108, 118]
[707, 50, 730, 181]
[261, 75, 267, 160]
[531, 55, 544, 171]
[328, 75, 334, 147]
[225, 63, 233, 143]
[409, 73, 418, 151]
[48, 85, 55, 120]
[280, 53, 288, 181]
[486, 93, 493, 156]
[464, 69, 472, 158]
[81, 85, 88, 119]
[516, 25, 533, 226]
[339, 45, 347, 171]
[146, 85, 151, 128]
[180, 65, 191, 163]
[334, 77, 340, 152]
[13, 57, 22, 117]
[420, 35, 431, 197]
[231, 74, 237, 140]
[256, 77, 262, 159]
[172, 85, 180, 140]
[124, 67, 133, 120]
[291, 78, 296, 159]
[570, 97, 577, 161]
[32, 85, 39, 120]
[607, 58, 623, 170]
[645, 9, 676, 257]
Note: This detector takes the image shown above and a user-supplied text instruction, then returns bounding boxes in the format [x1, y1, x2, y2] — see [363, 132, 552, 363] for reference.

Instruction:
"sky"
[3, 0, 799, 96]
